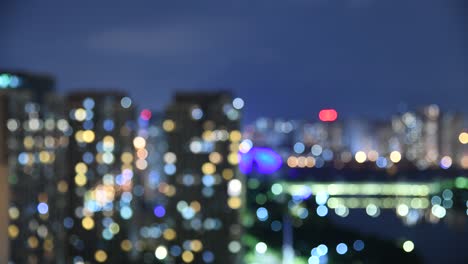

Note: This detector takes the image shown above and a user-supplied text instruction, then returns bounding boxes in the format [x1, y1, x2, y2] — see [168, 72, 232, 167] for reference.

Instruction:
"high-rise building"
[65, 92, 137, 264]
[162, 92, 244, 263]
[132, 110, 171, 263]
[0, 71, 69, 264]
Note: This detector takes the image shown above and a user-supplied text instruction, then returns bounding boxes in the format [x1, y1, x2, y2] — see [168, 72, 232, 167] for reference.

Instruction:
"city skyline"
[2, 1, 468, 263]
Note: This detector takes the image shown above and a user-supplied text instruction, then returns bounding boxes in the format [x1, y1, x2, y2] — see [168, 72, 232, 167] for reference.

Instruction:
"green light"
[455, 177, 467, 189]
[0, 74, 20, 88]
[0, 74, 10, 88]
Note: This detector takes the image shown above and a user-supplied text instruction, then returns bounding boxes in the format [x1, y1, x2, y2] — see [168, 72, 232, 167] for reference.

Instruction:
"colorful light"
[319, 109, 338, 122]
[239, 147, 282, 174]
[140, 109, 152, 121]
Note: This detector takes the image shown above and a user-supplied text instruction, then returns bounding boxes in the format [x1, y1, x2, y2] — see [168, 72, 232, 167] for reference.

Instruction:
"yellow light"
[367, 150, 379, 162]
[23, 136, 34, 149]
[461, 156, 468, 169]
[202, 130, 214, 141]
[75, 162, 88, 174]
[39, 151, 52, 163]
[8, 207, 20, 220]
[136, 159, 148, 170]
[121, 240, 132, 251]
[28, 236, 39, 249]
[355, 151, 367, 163]
[162, 120, 175, 132]
[8, 225, 19, 239]
[43, 239, 54, 251]
[75, 130, 84, 142]
[402, 240, 414, 252]
[228, 152, 240, 165]
[201, 162, 216, 174]
[74, 108, 87, 121]
[390, 151, 402, 163]
[190, 201, 201, 212]
[228, 197, 242, 209]
[287, 156, 298, 167]
[229, 130, 242, 142]
[163, 228, 176, 241]
[209, 152, 222, 164]
[95, 250, 108, 263]
[297, 156, 306, 168]
[133, 137, 146, 149]
[82, 130, 95, 143]
[121, 152, 134, 164]
[109, 223, 120, 234]
[459, 132, 468, 144]
[137, 149, 148, 159]
[191, 240, 203, 252]
[182, 251, 194, 263]
[82, 217, 95, 230]
[57, 180, 68, 193]
[222, 169, 234, 180]
[75, 174, 87, 186]
[306, 156, 316, 168]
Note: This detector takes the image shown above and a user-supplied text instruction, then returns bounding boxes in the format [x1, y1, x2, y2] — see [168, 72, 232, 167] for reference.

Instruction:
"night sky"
[1, 0, 467, 122]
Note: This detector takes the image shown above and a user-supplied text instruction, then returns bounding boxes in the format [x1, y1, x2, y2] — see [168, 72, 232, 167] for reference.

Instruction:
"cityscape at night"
[1, 1, 468, 264]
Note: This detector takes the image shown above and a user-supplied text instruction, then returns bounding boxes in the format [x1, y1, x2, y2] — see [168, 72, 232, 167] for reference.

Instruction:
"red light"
[319, 109, 338, 122]
[140, 109, 152, 121]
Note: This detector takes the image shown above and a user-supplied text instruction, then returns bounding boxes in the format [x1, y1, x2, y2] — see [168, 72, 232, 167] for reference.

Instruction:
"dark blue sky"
[1, 0, 467, 122]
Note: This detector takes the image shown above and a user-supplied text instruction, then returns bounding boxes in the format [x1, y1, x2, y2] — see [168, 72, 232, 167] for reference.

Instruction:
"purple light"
[239, 147, 282, 174]
[154, 205, 166, 218]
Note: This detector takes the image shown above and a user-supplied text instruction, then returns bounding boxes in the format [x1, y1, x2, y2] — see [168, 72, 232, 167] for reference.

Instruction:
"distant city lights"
[319, 109, 338, 122]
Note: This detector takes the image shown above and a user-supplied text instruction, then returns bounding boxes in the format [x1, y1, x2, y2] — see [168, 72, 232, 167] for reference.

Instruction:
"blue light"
[164, 164, 176, 175]
[120, 206, 133, 219]
[239, 147, 282, 174]
[83, 98, 95, 109]
[154, 206, 166, 218]
[353, 240, 365, 251]
[336, 243, 348, 255]
[317, 244, 328, 256]
[37, 203, 49, 214]
[308, 256, 319, 264]
[9, 76, 20, 88]
[202, 175, 215, 187]
[271, 220, 282, 232]
[103, 119, 114, 131]
[83, 120, 94, 130]
[322, 149, 334, 161]
[316, 205, 328, 217]
[315, 191, 329, 205]
[376, 157, 387, 168]
[202, 251, 214, 263]
[102, 229, 113, 240]
[256, 207, 269, 221]
[64, 217, 74, 229]
[18, 152, 29, 165]
[294, 142, 305, 154]
[170, 245, 182, 256]
[83, 152, 94, 164]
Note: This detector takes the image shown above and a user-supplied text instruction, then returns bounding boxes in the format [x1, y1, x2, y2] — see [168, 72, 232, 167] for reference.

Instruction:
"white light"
[120, 97, 132, 108]
[228, 179, 242, 196]
[232, 98, 244, 109]
[402, 240, 414, 253]
[397, 204, 409, 217]
[155, 246, 168, 259]
[239, 139, 253, 153]
[191, 108, 203, 120]
[255, 242, 267, 254]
